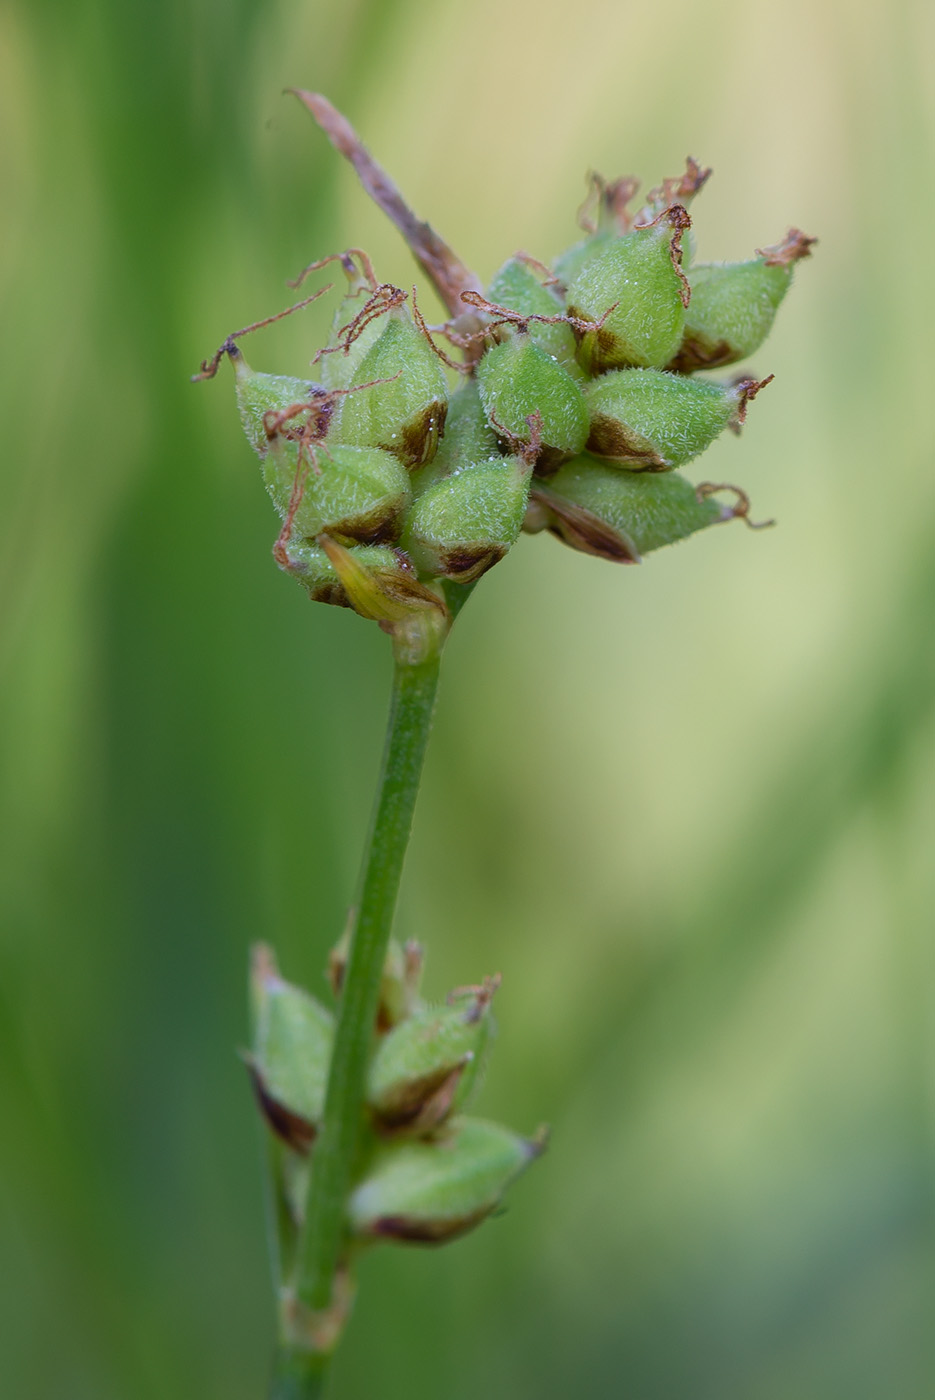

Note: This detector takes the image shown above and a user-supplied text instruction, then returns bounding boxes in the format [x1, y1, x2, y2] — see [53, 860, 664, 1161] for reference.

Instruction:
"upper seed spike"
[196, 97, 811, 643]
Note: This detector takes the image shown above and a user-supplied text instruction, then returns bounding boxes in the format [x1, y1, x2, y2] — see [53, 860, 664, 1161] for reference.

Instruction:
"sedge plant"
[194, 93, 815, 1398]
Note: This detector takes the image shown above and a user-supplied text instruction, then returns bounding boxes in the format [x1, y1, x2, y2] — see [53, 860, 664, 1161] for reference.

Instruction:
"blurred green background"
[2, 0, 933, 1395]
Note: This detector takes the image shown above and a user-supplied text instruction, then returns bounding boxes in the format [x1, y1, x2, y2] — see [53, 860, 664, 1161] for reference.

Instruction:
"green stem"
[280, 654, 441, 1387]
[270, 1349, 327, 1400]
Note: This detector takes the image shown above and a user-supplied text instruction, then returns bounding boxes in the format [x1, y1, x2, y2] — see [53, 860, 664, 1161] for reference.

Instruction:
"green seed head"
[476, 334, 589, 471]
[248, 944, 334, 1153]
[194, 142, 810, 657]
[347, 1116, 544, 1245]
[487, 256, 578, 367]
[585, 367, 769, 470]
[529, 456, 742, 562]
[566, 205, 692, 373]
[262, 437, 411, 545]
[333, 303, 448, 468]
[671, 228, 816, 371]
[367, 976, 499, 1133]
[402, 455, 531, 583]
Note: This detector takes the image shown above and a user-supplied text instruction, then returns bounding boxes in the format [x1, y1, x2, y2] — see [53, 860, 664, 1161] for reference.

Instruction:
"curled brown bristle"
[576, 171, 604, 236]
[576, 172, 641, 235]
[521, 411, 544, 470]
[447, 973, 502, 1021]
[288, 247, 378, 292]
[695, 482, 775, 530]
[459, 289, 616, 340]
[674, 156, 712, 200]
[755, 228, 818, 267]
[646, 204, 694, 307]
[514, 250, 564, 287]
[731, 374, 775, 426]
[191, 285, 332, 381]
[411, 286, 468, 373]
[635, 157, 712, 226]
[272, 454, 313, 568]
[314, 283, 408, 370]
[603, 176, 641, 232]
[263, 374, 403, 463]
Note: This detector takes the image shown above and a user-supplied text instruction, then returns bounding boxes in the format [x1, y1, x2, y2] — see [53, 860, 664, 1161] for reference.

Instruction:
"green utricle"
[672, 258, 792, 369]
[585, 368, 736, 469]
[566, 220, 687, 372]
[367, 989, 495, 1126]
[262, 438, 411, 543]
[539, 456, 733, 559]
[234, 358, 322, 458]
[410, 377, 500, 497]
[334, 308, 448, 468]
[348, 1117, 539, 1244]
[251, 965, 334, 1127]
[487, 256, 578, 366]
[476, 335, 589, 471]
[402, 457, 530, 582]
[552, 230, 615, 288]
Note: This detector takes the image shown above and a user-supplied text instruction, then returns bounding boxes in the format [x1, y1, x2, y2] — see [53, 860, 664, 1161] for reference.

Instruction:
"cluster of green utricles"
[227, 161, 813, 651]
[248, 941, 541, 1279]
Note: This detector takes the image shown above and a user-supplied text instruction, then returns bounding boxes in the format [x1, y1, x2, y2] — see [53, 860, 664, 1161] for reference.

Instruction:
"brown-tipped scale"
[248, 945, 334, 1154]
[527, 455, 743, 562]
[366, 978, 499, 1133]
